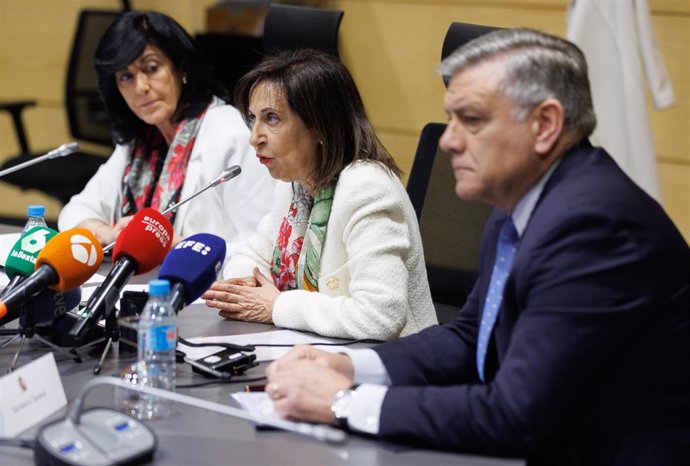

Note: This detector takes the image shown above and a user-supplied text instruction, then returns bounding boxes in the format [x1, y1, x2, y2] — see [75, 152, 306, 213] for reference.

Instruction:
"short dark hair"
[95, 11, 228, 143]
[234, 49, 400, 192]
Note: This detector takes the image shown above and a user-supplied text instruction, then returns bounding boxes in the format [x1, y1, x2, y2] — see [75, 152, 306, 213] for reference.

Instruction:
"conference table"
[0, 225, 524, 466]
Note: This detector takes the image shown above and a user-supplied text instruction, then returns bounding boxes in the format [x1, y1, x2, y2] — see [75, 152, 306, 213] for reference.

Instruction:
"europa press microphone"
[101, 164, 241, 255]
[0, 228, 103, 324]
[0, 226, 57, 299]
[158, 233, 226, 312]
[68, 208, 173, 339]
[0, 142, 80, 178]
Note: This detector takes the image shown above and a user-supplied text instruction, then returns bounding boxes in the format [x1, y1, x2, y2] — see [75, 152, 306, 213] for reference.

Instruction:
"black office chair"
[0, 10, 120, 205]
[263, 4, 344, 57]
[407, 22, 499, 323]
[407, 123, 493, 323]
[442, 22, 499, 86]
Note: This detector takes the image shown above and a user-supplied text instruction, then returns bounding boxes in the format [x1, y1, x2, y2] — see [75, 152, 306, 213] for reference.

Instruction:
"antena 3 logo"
[71, 234, 99, 266]
[143, 215, 171, 248]
[176, 240, 211, 256]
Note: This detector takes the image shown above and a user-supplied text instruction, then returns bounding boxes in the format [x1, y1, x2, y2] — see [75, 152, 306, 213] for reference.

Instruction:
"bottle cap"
[27, 205, 45, 217]
[148, 279, 170, 297]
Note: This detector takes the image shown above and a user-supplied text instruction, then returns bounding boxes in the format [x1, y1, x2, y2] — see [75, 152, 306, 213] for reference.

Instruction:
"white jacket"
[567, 0, 675, 202]
[58, 104, 275, 245]
[224, 161, 438, 340]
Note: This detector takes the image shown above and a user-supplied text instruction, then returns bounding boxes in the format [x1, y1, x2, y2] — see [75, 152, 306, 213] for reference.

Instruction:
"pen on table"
[245, 384, 266, 392]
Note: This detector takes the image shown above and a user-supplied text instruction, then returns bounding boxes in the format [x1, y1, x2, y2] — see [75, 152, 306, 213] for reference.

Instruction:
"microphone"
[25, 287, 82, 326]
[0, 288, 81, 328]
[161, 164, 241, 216]
[0, 142, 80, 178]
[68, 208, 173, 338]
[1, 226, 57, 298]
[158, 233, 226, 312]
[0, 228, 102, 323]
[101, 164, 241, 255]
[33, 377, 345, 466]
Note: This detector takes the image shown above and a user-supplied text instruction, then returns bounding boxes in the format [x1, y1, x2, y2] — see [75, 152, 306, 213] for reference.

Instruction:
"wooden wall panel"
[0, 0, 211, 220]
[326, 0, 689, 242]
[0, 0, 687, 242]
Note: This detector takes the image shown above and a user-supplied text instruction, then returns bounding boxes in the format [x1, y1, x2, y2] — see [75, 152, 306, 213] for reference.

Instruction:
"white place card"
[0, 353, 67, 437]
[0, 232, 21, 267]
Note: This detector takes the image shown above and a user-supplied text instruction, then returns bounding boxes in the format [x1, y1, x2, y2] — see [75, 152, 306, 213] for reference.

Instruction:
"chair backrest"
[263, 4, 344, 57]
[407, 123, 492, 314]
[407, 23, 501, 320]
[65, 10, 120, 146]
[441, 22, 500, 86]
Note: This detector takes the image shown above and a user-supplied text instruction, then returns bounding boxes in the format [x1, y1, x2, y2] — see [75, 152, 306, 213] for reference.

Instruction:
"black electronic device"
[34, 408, 156, 466]
[31, 376, 345, 466]
[185, 348, 257, 379]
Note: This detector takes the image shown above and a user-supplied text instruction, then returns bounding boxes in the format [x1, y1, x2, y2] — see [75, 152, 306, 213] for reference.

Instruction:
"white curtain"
[567, 0, 675, 203]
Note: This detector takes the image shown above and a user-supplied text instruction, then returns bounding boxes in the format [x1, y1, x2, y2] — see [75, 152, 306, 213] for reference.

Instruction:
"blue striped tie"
[476, 217, 518, 382]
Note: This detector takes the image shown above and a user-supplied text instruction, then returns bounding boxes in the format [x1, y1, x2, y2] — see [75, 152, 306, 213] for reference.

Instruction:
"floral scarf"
[271, 183, 334, 292]
[119, 97, 222, 224]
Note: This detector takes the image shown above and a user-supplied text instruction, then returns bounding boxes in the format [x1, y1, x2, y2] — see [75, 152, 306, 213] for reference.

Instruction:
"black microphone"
[101, 164, 242, 255]
[158, 233, 227, 312]
[0, 142, 80, 178]
[0, 228, 103, 326]
[160, 164, 241, 216]
[24, 287, 82, 326]
[68, 208, 173, 338]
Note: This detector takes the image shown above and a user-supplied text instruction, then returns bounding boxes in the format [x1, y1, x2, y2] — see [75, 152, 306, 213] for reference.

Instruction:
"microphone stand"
[92, 308, 136, 375]
[102, 164, 241, 254]
[0, 142, 80, 178]
[1, 301, 82, 372]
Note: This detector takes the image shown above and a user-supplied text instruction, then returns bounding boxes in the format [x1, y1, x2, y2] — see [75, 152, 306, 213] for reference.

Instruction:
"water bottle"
[137, 279, 177, 419]
[22, 204, 47, 233]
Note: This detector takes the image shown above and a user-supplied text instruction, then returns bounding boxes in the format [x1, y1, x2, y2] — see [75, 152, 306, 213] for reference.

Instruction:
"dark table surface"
[0, 225, 523, 466]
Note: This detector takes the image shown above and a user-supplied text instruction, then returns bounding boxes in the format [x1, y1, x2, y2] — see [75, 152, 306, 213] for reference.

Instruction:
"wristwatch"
[331, 385, 359, 428]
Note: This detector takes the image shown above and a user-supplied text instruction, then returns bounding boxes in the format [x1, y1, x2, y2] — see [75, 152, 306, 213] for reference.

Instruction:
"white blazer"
[224, 161, 438, 340]
[58, 104, 275, 246]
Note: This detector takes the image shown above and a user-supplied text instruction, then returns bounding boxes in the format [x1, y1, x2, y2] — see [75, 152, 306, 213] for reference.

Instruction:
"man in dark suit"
[264, 28, 690, 465]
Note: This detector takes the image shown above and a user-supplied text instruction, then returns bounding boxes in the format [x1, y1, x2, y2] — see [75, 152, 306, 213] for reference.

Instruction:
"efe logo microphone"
[70, 234, 99, 266]
[175, 240, 211, 255]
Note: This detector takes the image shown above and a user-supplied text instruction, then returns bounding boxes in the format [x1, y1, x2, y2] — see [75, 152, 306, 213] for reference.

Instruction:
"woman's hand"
[78, 216, 133, 246]
[202, 268, 279, 323]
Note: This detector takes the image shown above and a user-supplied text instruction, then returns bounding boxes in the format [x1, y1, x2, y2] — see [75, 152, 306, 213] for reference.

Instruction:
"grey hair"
[439, 28, 596, 139]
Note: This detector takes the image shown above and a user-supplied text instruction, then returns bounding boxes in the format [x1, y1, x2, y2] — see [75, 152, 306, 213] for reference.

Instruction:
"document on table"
[178, 329, 350, 362]
[230, 391, 281, 426]
[230, 391, 348, 444]
[0, 232, 21, 267]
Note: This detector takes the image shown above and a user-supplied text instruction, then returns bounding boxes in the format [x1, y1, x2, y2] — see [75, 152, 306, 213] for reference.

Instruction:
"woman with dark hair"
[203, 49, 437, 340]
[58, 11, 274, 246]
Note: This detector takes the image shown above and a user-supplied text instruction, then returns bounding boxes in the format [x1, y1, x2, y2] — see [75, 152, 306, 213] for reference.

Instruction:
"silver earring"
[182, 76, 188, 85]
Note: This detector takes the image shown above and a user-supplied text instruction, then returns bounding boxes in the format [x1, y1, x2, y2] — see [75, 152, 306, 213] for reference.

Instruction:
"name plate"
[0, 353, 67, 436]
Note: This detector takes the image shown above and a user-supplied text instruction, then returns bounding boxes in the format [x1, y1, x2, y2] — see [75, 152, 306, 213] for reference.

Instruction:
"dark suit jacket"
[374, 142, 690, 465]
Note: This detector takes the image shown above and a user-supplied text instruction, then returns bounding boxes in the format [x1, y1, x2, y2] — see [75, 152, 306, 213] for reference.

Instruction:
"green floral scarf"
[270, 183, 334, 292]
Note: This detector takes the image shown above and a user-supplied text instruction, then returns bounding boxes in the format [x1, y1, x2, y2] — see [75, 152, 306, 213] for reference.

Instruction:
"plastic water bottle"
[22, 204, 47, 233]
[137, 279, 177, 419]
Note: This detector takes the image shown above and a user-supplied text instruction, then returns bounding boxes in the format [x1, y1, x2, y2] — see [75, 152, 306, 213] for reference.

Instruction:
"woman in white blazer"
[203, 50, 437, 340]
[58, 11, 273, 246]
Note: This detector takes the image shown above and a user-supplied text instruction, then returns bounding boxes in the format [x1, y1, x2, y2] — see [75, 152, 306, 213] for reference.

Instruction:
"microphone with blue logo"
[158, 233, 227, 312]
